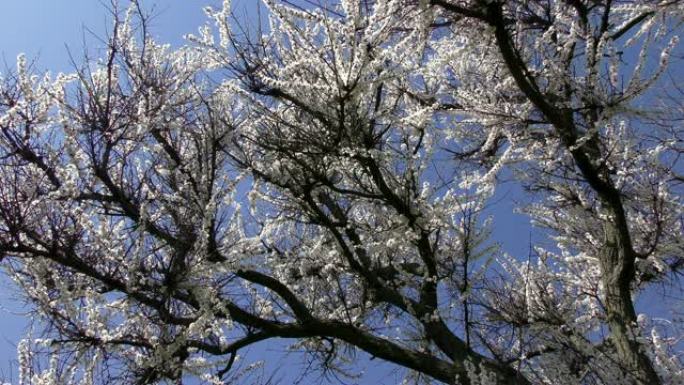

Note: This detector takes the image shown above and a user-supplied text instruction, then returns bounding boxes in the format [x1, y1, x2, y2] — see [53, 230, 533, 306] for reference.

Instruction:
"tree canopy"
[0, 1, 682, 384]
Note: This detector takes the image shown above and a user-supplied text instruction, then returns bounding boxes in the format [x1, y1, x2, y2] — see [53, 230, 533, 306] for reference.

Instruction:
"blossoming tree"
[0, 1, 682, 384]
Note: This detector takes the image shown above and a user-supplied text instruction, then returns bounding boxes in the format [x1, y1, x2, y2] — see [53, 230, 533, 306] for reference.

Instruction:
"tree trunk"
[599, 220, 662, 385]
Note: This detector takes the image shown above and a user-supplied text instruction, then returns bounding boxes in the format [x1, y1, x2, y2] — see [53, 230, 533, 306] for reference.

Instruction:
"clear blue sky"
[0, 1, 219, 72]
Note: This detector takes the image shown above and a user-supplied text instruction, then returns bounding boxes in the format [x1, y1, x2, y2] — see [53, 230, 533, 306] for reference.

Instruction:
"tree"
[0, 0, 682, 384]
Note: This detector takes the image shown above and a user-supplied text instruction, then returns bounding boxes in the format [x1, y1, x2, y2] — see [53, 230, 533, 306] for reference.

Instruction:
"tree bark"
[476, 3, 663, 384]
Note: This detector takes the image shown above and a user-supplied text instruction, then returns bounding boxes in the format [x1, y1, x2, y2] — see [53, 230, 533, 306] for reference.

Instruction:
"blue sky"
[0, 1, 213, 72]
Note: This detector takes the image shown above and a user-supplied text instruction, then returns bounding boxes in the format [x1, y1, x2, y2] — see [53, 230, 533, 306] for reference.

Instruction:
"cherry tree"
[0, 1, 682, 384]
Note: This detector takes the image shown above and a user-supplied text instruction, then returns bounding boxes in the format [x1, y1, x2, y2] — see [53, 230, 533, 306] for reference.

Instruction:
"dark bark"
[457, 3, 663, 384]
